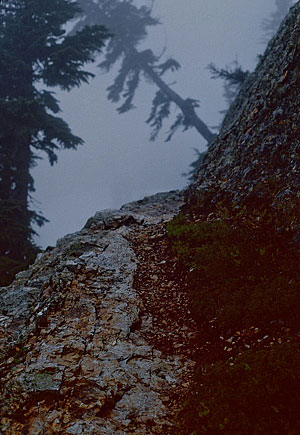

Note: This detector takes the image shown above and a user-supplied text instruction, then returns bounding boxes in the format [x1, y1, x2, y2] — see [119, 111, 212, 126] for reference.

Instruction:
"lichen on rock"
[0, 191, 193, 434]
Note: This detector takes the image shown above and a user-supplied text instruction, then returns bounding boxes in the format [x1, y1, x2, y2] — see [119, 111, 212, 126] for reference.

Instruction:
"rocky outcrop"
[0, 191, 197, 434]
[188, 2, 300, 212]
[2, 3, 300, 433]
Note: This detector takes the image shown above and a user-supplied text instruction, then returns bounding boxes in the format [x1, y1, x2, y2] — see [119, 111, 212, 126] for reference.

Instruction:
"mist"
[32, 0, 282, 248]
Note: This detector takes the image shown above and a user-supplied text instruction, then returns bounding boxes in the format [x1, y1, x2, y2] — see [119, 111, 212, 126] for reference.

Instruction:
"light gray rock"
[0, 191, 189, 434]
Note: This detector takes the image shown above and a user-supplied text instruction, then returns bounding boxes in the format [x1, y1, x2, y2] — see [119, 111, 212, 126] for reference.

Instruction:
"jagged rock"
[3, 3, 300, 432]
[187, 2, 300, 213]
[0, 190, 193, 434]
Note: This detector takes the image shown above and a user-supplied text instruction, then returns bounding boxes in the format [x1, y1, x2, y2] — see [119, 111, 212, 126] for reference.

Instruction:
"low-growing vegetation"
[168, 210, 300, 331]
[168, 203, 300, 433]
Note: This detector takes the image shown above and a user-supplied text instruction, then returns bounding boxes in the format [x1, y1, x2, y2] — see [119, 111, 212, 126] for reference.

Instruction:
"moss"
[65, 241, 84, 257]
[30, 372, 58, 391]
[174, 342, 300, 434]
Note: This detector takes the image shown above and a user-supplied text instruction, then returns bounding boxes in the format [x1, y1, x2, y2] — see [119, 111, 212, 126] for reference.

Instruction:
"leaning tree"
[73, 0, 216, 144]
[0, 0, 109, 285]
[74, 0, 295, 146]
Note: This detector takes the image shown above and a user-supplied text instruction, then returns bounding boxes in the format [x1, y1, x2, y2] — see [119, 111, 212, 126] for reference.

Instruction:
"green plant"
[65, 242, 84, 257]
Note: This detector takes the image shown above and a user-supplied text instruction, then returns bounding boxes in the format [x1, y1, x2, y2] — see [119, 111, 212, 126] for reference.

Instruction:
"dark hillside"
[171, 3, 300, 433]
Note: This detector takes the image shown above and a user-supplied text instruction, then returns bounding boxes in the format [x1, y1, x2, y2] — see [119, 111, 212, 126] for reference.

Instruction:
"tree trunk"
[136, 54, 216, 144]
[0, 134, 32, 259]
[13, 139, 31, 205]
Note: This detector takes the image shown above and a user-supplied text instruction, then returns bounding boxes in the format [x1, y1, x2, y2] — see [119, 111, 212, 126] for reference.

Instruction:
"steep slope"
[2, 3, 300, 434]
[170, 3, 300, 433]
[187, 1, 300, 217]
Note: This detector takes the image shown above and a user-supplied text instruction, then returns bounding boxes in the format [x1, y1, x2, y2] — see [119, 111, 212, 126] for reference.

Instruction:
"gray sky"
[32, 0, 282, 247]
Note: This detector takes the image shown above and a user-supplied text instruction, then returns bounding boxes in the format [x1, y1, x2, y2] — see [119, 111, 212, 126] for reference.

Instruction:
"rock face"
[188, 2, 300, 210]
[0, 191, 195, 434]
[2, 4, 300, 432]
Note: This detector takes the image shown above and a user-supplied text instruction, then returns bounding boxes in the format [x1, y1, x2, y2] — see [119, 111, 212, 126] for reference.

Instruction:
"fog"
[32, 0, 280, 247]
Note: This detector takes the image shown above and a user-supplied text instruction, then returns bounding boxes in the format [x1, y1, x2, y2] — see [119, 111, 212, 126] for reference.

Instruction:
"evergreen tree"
[73, 0, 215, 143]
[74, 1, 296, 145]
[208, 0, 294, 114]
[208, 61, 249, 113]
[261, 0, 294, 42]
[0, 0, 109, 285]
[187, 0, 294, 180]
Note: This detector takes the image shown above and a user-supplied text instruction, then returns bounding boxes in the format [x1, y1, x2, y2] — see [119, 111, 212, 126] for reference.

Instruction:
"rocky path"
[0, 191, 197, 434]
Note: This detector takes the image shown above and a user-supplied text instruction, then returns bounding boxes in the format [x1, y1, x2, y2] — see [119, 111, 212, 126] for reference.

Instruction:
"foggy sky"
[32, 0, 284, 247]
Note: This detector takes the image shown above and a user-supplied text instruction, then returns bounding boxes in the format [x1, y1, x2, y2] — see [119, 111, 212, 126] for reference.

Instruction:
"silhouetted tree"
[182, 148, 206, 182]
[261, 0, 294, 42]
[187, 0, 294, 179]
[208, 0, 295, 113]
[208, 61, 249, 113]
[0, 0, 109, 285]
[74, 0, 215, 144]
